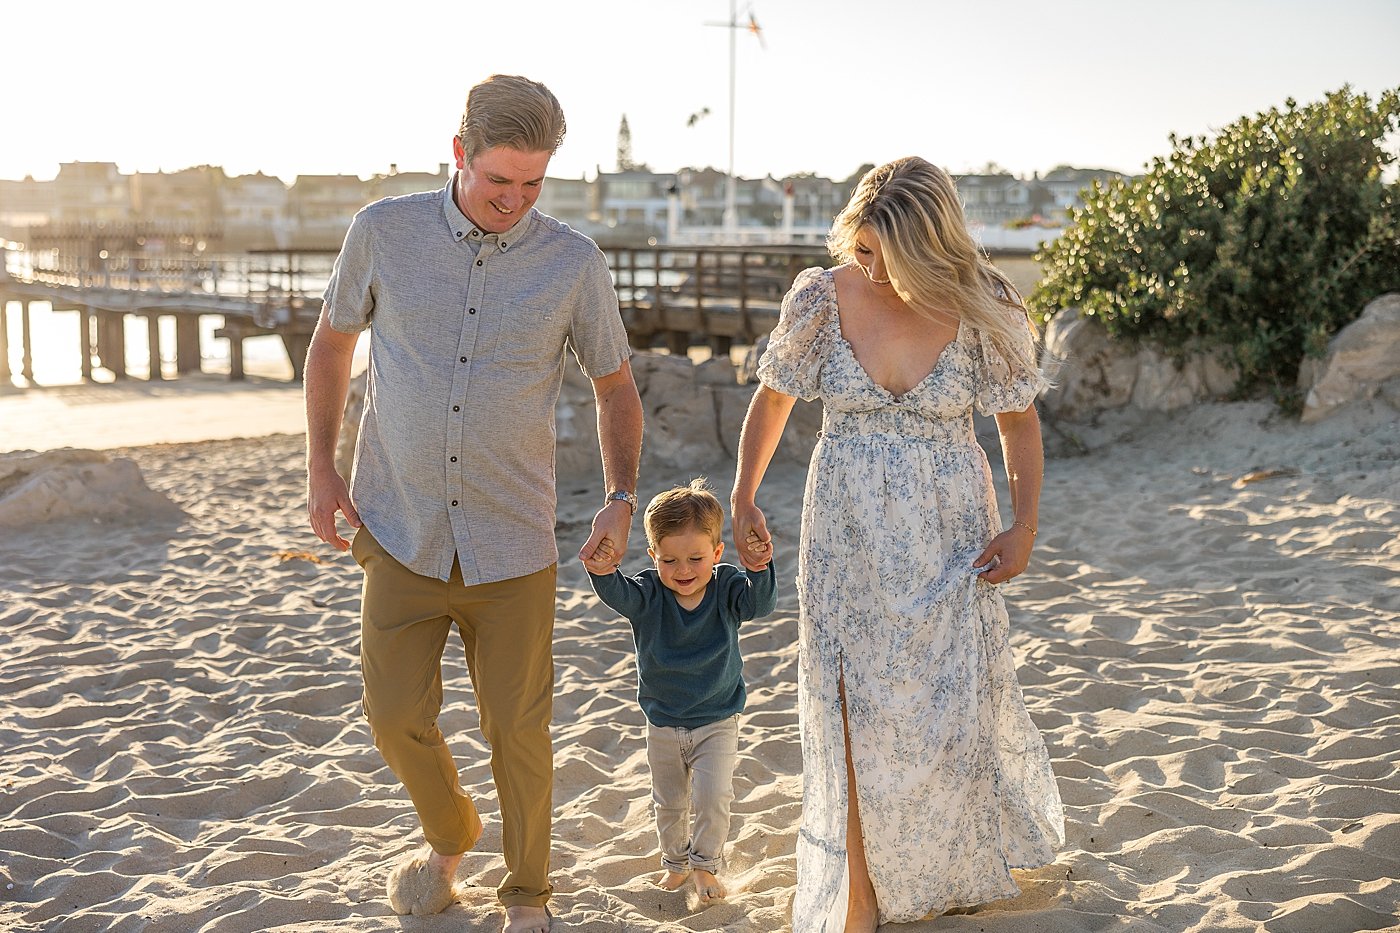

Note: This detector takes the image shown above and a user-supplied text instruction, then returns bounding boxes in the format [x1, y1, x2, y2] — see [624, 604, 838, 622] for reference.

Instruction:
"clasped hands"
[731, 502, 773, 572]
[579, 498, 635, 575]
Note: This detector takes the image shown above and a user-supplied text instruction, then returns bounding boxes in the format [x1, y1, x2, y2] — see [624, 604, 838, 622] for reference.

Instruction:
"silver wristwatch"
[606, 490, 638, 515]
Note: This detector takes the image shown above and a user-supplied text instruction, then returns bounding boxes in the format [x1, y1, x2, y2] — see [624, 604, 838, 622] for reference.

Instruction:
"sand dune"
[1, 396, 1397, 931]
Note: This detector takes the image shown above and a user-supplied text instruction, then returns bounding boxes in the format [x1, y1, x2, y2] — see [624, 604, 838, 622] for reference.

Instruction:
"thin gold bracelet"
[1013, 520, 1037, 536]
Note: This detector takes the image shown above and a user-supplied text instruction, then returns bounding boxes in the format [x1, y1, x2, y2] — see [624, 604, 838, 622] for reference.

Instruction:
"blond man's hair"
[644, 478, 724, 548]
[828, 156, 1042, 378]
[457, 75, 567, 164]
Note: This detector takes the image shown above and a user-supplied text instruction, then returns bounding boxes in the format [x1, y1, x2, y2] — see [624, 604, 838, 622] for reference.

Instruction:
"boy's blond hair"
[644, 478, 724, 548]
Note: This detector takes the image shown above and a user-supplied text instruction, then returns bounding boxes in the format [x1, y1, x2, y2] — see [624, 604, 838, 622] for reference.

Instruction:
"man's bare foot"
[692, 868, 726, 902]
[655, 869, 689, 891]
[386, 847, 463, 916]
[428, 849, 464, 877]
[844, 890, 878, 932]
[503, 904, 551, 932]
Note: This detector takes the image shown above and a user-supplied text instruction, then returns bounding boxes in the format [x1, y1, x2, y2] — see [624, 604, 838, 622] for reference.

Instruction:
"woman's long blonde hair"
[828, 156, 1041, 376]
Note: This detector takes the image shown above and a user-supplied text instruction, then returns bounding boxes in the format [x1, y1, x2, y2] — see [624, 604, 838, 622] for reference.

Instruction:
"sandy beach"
[1, 382, 1397, 932]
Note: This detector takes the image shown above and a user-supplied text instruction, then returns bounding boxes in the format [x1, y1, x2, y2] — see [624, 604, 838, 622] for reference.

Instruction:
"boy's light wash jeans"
[646, 714, 739, 873]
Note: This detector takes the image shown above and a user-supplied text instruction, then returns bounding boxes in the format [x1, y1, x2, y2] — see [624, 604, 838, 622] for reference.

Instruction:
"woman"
[730, 157, 1064, 931]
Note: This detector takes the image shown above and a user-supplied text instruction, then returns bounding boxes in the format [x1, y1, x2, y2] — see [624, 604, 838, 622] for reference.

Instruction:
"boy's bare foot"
[655, 869, 690, 890]
[386, 847, 463, 916]
[844, 890, 878, 932]
[503, 904, 551, 932]
[693, 868, 726, 902]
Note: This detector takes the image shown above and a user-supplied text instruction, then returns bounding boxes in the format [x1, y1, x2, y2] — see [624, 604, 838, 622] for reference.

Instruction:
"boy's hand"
[582, 538, 619, 576]
[731, 502, 773, 571]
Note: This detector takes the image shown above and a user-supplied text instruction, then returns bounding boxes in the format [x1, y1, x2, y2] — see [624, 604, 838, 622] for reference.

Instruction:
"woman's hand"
[973, 524, 1035, 584]
[731, 500, 773, 571]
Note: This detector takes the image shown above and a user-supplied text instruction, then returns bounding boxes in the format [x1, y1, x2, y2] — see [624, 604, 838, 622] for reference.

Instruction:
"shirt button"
[452, 405, 460, 412]
[450, 456, 458, 463]
[476, 260, 483, 267]
[451, 500, 458, 507]
[455, 231, 463, 238]
[459, 356, 467, 363]
[468, 308, 476, 314]
[471, 230, 479, 236]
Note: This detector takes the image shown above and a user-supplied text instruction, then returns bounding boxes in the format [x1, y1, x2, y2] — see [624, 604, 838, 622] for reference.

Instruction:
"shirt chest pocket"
[488, 306, 567, 366]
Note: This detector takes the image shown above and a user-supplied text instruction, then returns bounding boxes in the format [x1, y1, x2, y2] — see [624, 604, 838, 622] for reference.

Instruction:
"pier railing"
[600, 242, 832, 354]
[3, 246, 335, 312]
[11, 238, 1023, 386]
[1, 242, 335, 384]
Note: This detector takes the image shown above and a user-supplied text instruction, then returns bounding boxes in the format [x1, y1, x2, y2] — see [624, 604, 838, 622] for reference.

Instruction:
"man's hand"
[308, 467, 362, 551]
[731, 500, 773, 571]
[579, 499, 632, 573]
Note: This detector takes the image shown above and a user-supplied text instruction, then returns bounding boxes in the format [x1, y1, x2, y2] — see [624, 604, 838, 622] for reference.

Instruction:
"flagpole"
[706, 1, 757, 237]
[724, 0, 738, 235]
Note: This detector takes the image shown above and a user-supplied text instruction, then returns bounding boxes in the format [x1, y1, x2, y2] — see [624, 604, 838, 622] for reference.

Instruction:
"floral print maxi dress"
[757, 267, 1065, 929]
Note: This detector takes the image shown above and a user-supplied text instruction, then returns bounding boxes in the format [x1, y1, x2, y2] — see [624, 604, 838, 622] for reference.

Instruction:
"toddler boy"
[584, 478, 777, 901]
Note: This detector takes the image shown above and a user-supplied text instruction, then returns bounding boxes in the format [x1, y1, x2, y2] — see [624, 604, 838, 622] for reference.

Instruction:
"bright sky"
[3, 0, 1396, 185]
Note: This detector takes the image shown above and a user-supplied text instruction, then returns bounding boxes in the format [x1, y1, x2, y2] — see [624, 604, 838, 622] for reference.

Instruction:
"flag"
[747, 12, 766, 49]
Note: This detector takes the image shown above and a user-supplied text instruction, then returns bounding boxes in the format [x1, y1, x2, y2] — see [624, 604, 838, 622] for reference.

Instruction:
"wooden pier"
[1, 236, 834, 388]
[602, 242, 831, 356]
[0, 237, 330, 387]
[2, 232, 1036, 388]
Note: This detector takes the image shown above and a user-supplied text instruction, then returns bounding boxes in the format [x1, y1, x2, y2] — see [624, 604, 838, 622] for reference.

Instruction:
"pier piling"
[96, 310, 127, 380]
[21, 301, 35, 384]
[145, 314, 164, 381]
[175, 316, 201, 374]
[0, 302, 10, 385]
[78, 306, 93, 381]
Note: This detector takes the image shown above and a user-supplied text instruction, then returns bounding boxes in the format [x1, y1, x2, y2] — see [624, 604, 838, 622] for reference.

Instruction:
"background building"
[0, 160, 1125, 251]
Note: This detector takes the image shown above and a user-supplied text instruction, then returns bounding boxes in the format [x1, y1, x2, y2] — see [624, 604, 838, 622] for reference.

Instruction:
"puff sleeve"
[970, 314, 1051, 416]
[756, 266, 834, 401]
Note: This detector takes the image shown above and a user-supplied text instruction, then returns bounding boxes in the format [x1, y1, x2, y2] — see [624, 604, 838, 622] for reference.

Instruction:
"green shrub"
[1030, 86, 1400, 404]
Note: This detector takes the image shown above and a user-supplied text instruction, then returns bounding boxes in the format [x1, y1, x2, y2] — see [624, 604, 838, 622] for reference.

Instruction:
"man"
[304, 75, 642, 933]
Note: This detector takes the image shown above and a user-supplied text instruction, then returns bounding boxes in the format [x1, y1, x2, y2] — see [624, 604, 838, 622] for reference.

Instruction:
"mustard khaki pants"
[353, 526, 556, 908]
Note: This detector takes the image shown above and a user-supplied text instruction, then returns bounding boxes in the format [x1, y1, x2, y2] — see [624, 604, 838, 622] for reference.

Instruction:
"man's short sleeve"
[568, 249, 629, 379]
[323, 208, 375, 334]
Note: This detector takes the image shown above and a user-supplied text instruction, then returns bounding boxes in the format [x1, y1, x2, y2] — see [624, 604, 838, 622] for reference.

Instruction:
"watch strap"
[606, 490, 638, 515]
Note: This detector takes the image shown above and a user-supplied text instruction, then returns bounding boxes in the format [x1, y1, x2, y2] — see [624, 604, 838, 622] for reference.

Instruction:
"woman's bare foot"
[655, 869, 690, 890]
[692, 868, 726, 902]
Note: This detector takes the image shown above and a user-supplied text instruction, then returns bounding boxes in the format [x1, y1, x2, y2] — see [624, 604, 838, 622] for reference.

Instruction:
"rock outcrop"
[1299, 293, 1400, 423]
[563, 352, 821, 478]
[0, 449, 181, 526]
[1039, 308, 1237, 422]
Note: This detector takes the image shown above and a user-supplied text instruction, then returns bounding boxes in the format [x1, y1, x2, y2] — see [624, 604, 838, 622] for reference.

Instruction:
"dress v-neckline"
[826, 267, 963, 403]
